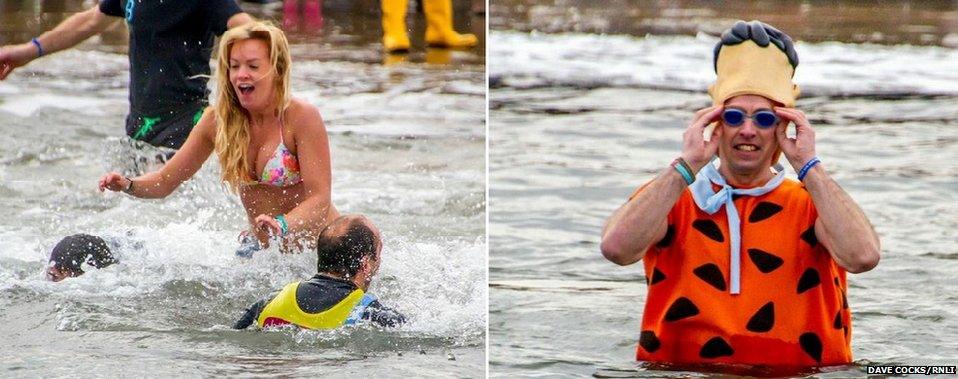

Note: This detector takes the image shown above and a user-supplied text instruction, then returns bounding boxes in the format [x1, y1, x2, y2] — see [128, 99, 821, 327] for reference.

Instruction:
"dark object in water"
[48, 234, 118, 281]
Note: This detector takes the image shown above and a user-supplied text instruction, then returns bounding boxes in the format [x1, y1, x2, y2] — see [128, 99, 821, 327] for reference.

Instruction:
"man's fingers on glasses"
[698, 105, 722, 115]
[694, 107, 712, 117]
[773, 110, 796, 122]
[692, 108, 716, 123]
[707, 106, 724, 120]
[775, 108, 800, 117]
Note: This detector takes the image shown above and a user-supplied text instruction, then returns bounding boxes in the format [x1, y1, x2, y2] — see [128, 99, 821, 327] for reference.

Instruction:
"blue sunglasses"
[722, 108, 779, 129]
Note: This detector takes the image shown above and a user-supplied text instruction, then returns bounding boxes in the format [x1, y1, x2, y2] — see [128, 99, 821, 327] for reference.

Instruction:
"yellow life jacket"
[256, 281, 368, 330]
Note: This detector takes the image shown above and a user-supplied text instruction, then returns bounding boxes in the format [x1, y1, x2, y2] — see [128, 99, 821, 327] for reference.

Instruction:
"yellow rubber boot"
[423, 0, 477, 48]
[382, 0, 411, 53]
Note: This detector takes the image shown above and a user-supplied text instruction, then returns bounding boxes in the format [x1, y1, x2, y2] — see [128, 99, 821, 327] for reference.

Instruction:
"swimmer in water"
[233, 215, 406, 330]
[98, 21, 339, 253]
[46, 234, 118, 282]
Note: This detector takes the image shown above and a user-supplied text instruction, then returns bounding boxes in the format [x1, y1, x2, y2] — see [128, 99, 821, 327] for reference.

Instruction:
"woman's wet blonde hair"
[213, 21, 292, 191]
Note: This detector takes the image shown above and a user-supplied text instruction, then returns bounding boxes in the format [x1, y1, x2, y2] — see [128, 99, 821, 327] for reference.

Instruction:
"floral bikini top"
[258, 119, 302, 187]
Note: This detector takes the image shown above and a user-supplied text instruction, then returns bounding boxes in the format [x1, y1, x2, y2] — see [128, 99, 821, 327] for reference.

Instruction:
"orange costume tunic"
[632, 178, 851, 367]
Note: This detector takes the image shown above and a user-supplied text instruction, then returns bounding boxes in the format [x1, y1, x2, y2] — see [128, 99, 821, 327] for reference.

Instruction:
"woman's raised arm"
[99, 108, 217, 198]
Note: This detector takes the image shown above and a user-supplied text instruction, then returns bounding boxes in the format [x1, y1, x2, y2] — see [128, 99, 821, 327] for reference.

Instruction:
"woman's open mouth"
[238, 83, 255, 95]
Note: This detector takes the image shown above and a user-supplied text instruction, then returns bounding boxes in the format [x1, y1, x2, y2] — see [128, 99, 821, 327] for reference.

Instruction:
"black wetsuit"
[233, 274, 407, 329]
[98, 0, 242, 149]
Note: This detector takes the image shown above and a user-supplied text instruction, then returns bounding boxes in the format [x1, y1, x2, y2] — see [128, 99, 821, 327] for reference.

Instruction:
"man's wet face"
[46, 265, 75, 282]
[718, 94, 782, 176]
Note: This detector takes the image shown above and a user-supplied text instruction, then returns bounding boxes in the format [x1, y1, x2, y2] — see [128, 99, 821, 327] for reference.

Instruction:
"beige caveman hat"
[708, 22, 800, 107]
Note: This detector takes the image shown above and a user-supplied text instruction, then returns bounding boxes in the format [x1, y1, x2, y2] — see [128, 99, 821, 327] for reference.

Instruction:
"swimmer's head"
[316, 215, 382, 289]
[47, 234, 117, 282]
[213, 21, 293, 190]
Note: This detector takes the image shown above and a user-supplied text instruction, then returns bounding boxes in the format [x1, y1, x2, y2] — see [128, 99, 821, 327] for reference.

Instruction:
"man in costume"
[601, 20, 880, 369]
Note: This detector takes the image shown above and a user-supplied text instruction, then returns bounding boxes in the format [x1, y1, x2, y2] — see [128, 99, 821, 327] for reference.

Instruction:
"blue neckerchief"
[689, 162, 785, 294]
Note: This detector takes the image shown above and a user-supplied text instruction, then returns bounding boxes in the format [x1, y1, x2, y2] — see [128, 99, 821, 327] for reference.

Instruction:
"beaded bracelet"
[671, 158, 695, 185]
[274, 214, 289, 236]
[797, 157, 821, 181]
[31, 38, 44, 57]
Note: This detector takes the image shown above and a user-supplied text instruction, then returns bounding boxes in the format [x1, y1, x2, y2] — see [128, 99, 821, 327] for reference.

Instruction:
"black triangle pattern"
[664, 297, 700, 322]
[693, 263, 727, 291]
[655, 225, 675, 248]
[799, 332, 823, 363]
[692, 219, 724, 243]
[639, 330, 661, 353]
[747, 248, 784, 273]
[797, 268, 821, 294]
[801, 225, 818, 247]
[748, 201, 783, 223]
[650, 268, 666, 285]
[746, 302, 775, 333]
[699, 337, 734, 358]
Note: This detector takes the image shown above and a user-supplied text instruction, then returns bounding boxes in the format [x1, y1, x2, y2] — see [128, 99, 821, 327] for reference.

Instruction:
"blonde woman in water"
[99, 21, 339, 252]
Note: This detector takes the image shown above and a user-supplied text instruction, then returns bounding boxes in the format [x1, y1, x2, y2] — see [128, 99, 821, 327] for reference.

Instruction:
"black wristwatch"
[122, 177, 135, 195]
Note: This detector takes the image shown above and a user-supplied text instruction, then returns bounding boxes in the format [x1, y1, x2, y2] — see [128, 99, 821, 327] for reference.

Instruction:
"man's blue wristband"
[797, 157, 821, 181]
[671, 159, 695, 185]
[31, 38, 44, 57]
[274, 214, 289, 236]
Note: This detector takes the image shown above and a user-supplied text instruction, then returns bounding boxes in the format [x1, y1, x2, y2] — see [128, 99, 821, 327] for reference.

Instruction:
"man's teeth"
[736, 145, 758, 151]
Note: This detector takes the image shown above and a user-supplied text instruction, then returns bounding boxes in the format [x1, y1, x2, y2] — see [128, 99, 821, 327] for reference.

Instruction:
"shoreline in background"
[0, 0, 486, 65]
[490, 0, 958, 47]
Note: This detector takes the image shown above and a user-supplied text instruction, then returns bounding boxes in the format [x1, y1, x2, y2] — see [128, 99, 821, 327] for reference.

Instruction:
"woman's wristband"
[122, 177, 135, 195]
[274, 214, 289, 236]
[797, 157, 821, 181]
[31, 38, 44, 57]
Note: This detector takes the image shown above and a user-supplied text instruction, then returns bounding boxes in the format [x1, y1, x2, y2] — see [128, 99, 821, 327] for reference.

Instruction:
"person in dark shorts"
[233, 215, 406, 330]
[46, 234, 118, 282]
[0, 0, 253, 150]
